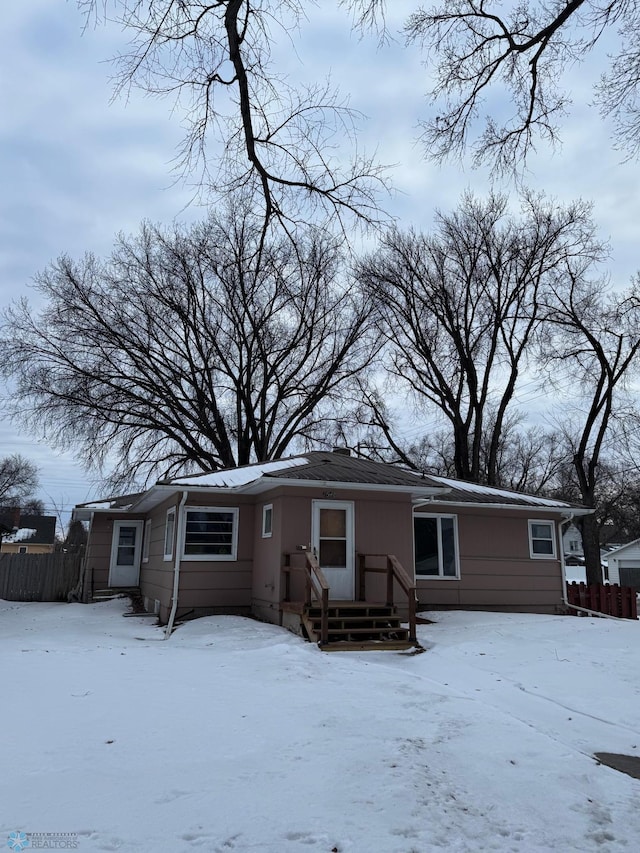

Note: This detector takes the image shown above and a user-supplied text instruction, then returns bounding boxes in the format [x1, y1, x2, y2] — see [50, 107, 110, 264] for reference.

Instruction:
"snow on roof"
[168, 457, 309, 488]
[3, 527, 37, 543]
[426, 476, 574, 507]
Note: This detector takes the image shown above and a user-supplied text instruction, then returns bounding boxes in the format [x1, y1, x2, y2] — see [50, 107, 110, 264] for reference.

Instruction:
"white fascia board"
[414, 499, 594, 515]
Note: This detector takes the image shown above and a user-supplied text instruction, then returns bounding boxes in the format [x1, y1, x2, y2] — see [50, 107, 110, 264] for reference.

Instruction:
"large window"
[528, 520, 556, 559]
[414, 514, 459, 578]
[183, 507, 239, 560]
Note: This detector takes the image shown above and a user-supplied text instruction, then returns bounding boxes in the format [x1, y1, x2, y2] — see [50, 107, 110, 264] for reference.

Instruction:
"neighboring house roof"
[73, 452, 593, 520]
[1, 515, 56, 546]
[604, 538, 640, 558]
[0, 507, 21, 536]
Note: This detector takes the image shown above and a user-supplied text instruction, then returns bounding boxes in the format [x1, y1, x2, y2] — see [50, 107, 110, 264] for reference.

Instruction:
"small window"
[164, 508, 176, 561]
[414, 514, 459, 578]
[183, 507, 239, 561]
[262, 504, 273, 538]
[18, 545, 27, 554]
[142, 520, 151, 563]
[529, 520, 556, 559]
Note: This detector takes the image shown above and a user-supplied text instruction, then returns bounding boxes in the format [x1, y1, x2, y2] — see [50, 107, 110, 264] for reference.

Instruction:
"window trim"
[528, 519, 557, 560]
[164, 508, 176, 562]
[18, 545, 28, 554]
[413, 512, 460, 580]
[142, 519, 152, 563]
[181, 506, 239, 562]
[262, 504, 273, 538]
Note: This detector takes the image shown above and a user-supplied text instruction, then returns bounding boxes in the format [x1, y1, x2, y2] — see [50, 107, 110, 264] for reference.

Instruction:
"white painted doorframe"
[311, 500, 355, 600]
[108, 520, 144, 587]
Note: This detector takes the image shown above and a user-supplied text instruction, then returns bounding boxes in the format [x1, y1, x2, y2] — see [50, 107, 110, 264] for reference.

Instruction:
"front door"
[311, 501, 354, 600]
[108, 521, 144, 587]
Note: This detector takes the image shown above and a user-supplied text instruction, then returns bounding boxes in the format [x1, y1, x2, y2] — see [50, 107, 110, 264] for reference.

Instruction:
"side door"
[108, 520, 144, 587]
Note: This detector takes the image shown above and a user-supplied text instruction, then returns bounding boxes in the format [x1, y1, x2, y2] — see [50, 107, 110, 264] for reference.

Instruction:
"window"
[142, 520, 151, 563]
[414, 514, 459, 578]
[262, 504, 273, 538]
[18, 546, 27, 554]
[164, 508, 176, 561]
[529, 520, 556, 559]
[183, 507, 239, 561]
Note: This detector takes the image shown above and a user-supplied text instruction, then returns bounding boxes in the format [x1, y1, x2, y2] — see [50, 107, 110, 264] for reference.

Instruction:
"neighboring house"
[0, 514, 57, 554]
[604, 540, 640, 589]
[563, 523, 584, 561]
[73, 451, 592, 642]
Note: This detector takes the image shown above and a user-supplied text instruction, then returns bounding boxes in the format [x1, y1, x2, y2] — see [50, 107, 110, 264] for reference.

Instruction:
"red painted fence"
[566, 582, 638, 620]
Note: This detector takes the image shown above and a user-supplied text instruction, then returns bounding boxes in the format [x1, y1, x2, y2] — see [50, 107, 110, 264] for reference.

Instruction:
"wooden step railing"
[282, 551, 330, 644]
[358, 554, 417, 642]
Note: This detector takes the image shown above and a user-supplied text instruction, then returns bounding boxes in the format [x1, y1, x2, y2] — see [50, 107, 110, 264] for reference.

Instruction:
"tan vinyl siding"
[416, 505, 565, 613]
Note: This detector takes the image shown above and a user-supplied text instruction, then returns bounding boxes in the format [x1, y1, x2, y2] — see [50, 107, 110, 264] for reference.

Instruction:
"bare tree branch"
[0, 204, 379, 490]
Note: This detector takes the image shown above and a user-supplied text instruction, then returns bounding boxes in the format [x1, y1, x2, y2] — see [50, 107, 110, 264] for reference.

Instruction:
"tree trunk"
[580, 514, 602, 586]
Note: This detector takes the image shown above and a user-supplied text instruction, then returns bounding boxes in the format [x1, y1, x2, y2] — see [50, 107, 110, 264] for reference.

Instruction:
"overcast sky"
[1, 2, 639, 523]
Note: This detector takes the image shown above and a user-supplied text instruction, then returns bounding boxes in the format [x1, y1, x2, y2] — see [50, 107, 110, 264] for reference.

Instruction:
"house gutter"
[164, 490, 189, 639]
[559, 513, 626, 621]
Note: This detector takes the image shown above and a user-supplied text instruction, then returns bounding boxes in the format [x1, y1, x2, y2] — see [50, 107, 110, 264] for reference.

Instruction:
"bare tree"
[78, 0, 388, 239]
[348, 1, 640, 174]
[541, 271, 640, 582]
[0, 208, 378, 489]
[356, 191, 604, 484]
[0, 455, 39, 506]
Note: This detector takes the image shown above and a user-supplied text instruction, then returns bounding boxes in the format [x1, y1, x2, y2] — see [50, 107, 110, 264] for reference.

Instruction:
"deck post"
[358, 554, 366, 601]
[386, 557, 394, 607]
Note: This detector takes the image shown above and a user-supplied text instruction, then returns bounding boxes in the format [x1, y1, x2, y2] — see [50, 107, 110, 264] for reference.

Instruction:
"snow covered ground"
[3, 600, 640, 853]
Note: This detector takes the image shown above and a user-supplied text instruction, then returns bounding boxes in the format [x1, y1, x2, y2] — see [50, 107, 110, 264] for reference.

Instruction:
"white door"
[311, 501, 354, 600]
[108, 521, 144, 587]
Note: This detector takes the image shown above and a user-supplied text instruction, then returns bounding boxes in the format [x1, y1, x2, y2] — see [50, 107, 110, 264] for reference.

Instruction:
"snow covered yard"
[2, 601, 640, 853]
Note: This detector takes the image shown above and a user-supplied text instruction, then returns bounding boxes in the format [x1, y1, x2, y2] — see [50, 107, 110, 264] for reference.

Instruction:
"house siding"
[171, 494, 254, 621]
[416, 505, 565, 613]
[82, 512, 139, 595]
[250, 486, 416, 624]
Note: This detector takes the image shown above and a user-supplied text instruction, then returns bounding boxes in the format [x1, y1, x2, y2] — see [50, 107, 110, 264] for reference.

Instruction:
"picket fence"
[0, 552, 83, 602]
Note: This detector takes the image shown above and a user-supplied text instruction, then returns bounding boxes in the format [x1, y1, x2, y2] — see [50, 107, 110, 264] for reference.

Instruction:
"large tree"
[0, 454, 39, 507]
[391, 0, 640, 174]
[541, 271, 640, 582]
[0, 209, 378, 489]
[78, 0, 388, 238]
[356, 191, 605, 484]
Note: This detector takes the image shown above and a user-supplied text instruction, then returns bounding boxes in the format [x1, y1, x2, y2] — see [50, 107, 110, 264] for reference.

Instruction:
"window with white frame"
[183, 507, 239, 560]
[528, 520, 556, 559]
[164, 508, 176, 561]
[142, 520, 151, 563]
[262, 504, 273, 538]
[414, 514, 459, 578]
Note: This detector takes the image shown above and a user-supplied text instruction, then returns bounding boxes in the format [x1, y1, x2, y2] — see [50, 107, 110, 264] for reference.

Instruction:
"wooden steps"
[92, 587, 141, 602]
[299, 602, 417, 651]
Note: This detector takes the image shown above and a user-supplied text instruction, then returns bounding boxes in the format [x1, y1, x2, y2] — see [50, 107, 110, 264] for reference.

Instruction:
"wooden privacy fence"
[566, 582, 638, 620]
[0, 552, 84, 602]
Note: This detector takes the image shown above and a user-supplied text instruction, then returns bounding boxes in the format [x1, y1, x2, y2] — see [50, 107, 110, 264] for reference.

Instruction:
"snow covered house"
[72, 451, 593, 649]
[0, 514, 57, 554]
